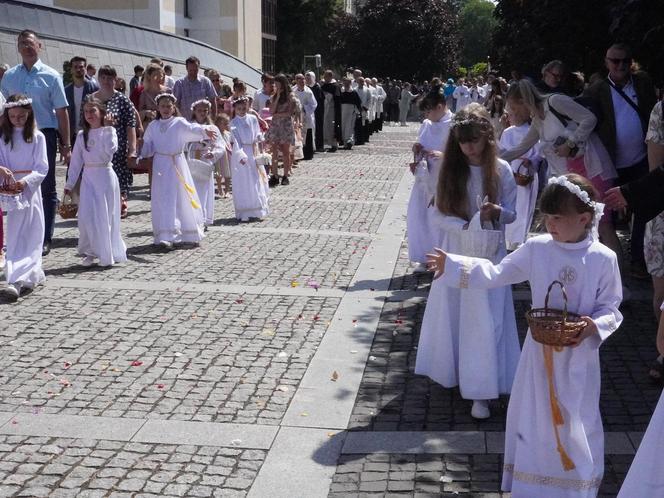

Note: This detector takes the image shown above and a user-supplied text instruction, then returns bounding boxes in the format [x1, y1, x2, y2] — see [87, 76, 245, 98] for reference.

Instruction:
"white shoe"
[81, 256, 95, 267]
[471, 400, 491, 419]
[412, 262, 428, 273]
[158, 241, 173, 250]
[5, 283, 20, 299]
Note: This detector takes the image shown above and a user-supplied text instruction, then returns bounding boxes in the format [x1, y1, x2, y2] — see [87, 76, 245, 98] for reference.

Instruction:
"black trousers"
[41, 128, 59, 244]
[303, 128, 314, 160]
[617, 157, 649, 266]
[354, 118, 365, 145]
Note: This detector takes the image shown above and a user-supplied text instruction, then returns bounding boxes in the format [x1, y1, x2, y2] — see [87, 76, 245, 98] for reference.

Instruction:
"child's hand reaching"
[104, 113, 116, 127]
[426, 248, 447, 279]
[480, 202, 501, 222]
[205, 128, 218, 140]
[427, 150, 443, 159]
[568, 316, 598, 347]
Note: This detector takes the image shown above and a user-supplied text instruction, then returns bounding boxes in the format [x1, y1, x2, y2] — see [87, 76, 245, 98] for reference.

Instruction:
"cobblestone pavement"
[0, 434, 265, 497]
[0, 121, 655, 497]
[328, 453, 629, 497]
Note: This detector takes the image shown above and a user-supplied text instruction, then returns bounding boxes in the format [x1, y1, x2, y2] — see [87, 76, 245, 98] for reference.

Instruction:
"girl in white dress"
[427, 174, 623, 498]
[415, 104, 519, 420]
[64, 97, 127, 267]
[230, 97, 269, 222]
[188, 99, 224, 228]
[140, 93, 216, 249]
[618, 300, 664, 497]
[499, 103, 542, 250]
[0, 95, 47, 299]
[407, 86, 453, 270]
[214, 113, 233, 198]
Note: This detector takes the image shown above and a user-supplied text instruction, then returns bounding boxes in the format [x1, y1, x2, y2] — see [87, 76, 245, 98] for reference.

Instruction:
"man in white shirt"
[64, 56, 99, 146]
[372, 78, 387, 131]
[453, 78, 471, 111]
[469, 78, 486, 104]
[355, 77, 372, 144]
[252, 73, 274, 112]
[163, 65, 176, 89]
[584, 42, 657, 278]
[292, 73, 318, 160]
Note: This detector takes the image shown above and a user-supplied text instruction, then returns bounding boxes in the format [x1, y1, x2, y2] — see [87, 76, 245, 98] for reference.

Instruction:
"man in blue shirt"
[1, 30, 71, 255]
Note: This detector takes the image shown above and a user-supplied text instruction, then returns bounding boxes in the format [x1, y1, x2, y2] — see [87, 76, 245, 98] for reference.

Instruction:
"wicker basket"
[513, 161, 534, 186]
[58, 193, 78, 219]
[527, 280, 587, 347]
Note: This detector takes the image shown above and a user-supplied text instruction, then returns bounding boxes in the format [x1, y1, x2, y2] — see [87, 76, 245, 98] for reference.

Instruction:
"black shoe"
[328, 146, 338, 153]
[281, 176, 290, 186]
[268, 175, 279, 187]
[42, 243, 51, 256]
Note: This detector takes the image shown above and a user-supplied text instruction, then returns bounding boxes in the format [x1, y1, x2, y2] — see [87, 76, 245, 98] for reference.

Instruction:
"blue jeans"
[41, 128, 58, 244]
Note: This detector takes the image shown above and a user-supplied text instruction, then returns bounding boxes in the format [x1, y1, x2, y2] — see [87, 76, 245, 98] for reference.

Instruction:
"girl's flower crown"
[548, 175, 605, 231]
[232, 96, 249, 106]
[190, 99, 211, 111]
[4, 98, 33, 109]
[450, 113, 491, 130]
[155, 93, 177, 103]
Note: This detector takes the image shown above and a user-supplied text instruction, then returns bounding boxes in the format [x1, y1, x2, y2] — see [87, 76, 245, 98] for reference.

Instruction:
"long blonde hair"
[436, 104, 500, 220]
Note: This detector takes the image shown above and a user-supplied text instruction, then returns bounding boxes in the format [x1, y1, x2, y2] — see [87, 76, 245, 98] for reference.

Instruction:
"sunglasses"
[606, 57, 632, 65]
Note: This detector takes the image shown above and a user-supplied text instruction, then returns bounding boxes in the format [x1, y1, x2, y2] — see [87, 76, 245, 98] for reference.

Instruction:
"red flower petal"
[131, 361, 143, 367]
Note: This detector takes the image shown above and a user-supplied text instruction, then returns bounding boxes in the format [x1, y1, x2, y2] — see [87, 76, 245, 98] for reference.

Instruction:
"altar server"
[339, 77, 362, 149]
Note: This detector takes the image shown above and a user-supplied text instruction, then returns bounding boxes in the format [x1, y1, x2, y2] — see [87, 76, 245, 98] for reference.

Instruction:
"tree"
[491, 0, 664, 84]
[327, 0, 460, 81]
[276, 0, 345, 74]
[459, 0, 496, 68]
[491, 0, 612, 78]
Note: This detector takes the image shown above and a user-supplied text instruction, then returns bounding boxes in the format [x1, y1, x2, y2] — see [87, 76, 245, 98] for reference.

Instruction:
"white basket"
[0, 192, 28, 212]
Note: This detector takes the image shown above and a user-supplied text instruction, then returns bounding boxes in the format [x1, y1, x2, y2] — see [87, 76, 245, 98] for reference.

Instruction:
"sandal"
[120, 194, 128, 219]
[648, 357, 664, 384]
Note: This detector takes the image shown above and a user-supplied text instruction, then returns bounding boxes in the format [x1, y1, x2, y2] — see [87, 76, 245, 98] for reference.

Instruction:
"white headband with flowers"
[4, 98, 33, 109]
[155, 93, 177, 103]
[548, 175, 605, 237]
[190, 99, 211, 111]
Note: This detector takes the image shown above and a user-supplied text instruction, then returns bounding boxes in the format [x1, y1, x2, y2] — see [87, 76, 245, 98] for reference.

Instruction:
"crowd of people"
[2, 27, 664, 498]
[407, 42, 664, 497]
[0, 29, 399, 299]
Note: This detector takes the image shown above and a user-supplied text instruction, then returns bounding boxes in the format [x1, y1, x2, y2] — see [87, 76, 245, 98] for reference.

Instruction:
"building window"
[262, 0, 277, 36]
[262, 37, 276, 73]
[184, 28, 190, 38]
[184, 0, 191, 19]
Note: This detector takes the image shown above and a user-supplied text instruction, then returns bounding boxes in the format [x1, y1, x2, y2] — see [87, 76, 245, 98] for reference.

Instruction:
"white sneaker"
[158, 241, 173, 250]
[81, 256, 95, 267]
[5, 283, 20, 299]
[412, 262, 428, 273]
[471, 400, 491, 419]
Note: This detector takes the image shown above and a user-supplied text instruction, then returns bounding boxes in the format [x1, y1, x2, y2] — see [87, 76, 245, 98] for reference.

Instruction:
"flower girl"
[0, 95, 48, 299]
[65, 96, 127, 267]
[229, 97, 269, 222]
[140, 93, 216, 249]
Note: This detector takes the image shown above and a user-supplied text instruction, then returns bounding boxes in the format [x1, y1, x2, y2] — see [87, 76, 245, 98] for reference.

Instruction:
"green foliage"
[459, 0, 497, 67]
[457, 66, 468, 77]
[470, 62, 488, 77]
[491, 0, 664, 84]
[327, 0, 461, 81]
[275, 0, 345, 74]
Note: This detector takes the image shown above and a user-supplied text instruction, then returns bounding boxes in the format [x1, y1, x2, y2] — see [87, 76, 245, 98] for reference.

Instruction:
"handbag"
[458, 196, 503, 261]
[186, 143, 215, 183]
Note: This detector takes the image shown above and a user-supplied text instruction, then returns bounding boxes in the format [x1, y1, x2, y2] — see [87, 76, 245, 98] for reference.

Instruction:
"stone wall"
[0, 0, 261, 89]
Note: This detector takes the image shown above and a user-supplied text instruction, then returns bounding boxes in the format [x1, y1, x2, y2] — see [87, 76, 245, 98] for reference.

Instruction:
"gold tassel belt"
[153, 152, 201, 210]
[543, 344, 576, 471]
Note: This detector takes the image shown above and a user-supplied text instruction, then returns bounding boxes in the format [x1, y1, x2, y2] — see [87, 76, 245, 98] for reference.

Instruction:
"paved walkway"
[0, 123, 658, 497]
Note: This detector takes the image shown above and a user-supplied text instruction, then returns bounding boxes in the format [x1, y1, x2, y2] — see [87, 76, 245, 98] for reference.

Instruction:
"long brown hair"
[1, 94, 36, 148]
[270, 73, 292, 111]
[436, 104, 500, 220]
[81, 95, 107, 151]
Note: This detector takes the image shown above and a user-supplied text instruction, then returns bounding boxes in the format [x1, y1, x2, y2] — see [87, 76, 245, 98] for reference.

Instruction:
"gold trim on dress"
[504, 464, 602, 490]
